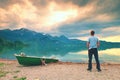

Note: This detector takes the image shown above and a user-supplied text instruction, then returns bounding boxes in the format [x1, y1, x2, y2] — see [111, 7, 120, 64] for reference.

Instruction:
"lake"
[0, 46, 120, 64]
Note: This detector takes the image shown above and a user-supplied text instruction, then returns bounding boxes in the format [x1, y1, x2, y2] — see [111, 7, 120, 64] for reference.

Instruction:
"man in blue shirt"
[87, 30, 101, 72]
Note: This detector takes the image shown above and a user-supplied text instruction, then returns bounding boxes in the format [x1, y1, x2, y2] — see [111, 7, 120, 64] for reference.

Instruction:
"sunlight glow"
[69, 48, 120, 56]
[101, 35, 120, 42]
[100, 48, 120, 56]
[47, 10, 78, 26]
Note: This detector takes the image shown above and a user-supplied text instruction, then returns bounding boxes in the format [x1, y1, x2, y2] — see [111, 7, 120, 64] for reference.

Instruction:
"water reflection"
[99, 48, 120, 56]
[0, 46, 120, 63]
[61, 48, 120, 63]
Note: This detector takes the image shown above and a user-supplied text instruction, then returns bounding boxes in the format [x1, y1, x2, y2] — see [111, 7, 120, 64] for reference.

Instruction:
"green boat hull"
[15, 55, 59, 66]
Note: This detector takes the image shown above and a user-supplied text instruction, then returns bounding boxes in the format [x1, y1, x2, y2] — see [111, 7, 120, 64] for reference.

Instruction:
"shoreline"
[0, 58, 120, 65]
[0, 59, 120, 80]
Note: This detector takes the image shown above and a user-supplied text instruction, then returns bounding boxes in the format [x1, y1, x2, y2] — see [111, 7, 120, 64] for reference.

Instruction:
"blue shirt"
[88, 36, 99, 49]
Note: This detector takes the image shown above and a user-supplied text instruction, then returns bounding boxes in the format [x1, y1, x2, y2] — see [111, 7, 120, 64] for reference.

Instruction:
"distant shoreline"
[0, 58, 120, 65]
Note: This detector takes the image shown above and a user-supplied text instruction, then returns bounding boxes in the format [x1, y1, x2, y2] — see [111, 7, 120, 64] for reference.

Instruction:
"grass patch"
[0, 63, 4, 67]
[15, 77, 27, 80]
[13, 75, 18, 78]
[14, 70, 20, 73]
[0, 71, 8, 77]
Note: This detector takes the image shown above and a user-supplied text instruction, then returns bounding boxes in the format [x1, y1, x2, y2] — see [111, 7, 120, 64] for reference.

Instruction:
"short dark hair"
[90, 30, 95, 35]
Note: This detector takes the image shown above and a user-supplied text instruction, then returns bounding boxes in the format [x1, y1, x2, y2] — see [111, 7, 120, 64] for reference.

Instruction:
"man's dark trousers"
[88, 48, 100, 70]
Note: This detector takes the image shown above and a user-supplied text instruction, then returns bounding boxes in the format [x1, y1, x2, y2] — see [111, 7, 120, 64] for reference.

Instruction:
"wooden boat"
[14, 54, 59, 66]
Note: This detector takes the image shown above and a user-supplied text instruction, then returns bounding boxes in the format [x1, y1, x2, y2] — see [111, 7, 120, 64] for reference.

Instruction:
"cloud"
[0, 0, 120, 42]
[57, 20, 120, 42]
[102, 26, 120, 33]
[0, 0, 25, 10]
[101, 26, 120, 38]
[96, 0, 120, 19]
[0, 0, 95, 32]
[87, 14, 113, 22]
[52, 0, 94, 7]
[0, 0, 37, 29]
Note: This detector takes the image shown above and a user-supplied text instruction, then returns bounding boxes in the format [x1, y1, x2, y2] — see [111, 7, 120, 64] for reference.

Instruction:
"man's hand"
[97, 41, 100, 48]
[87, 42, 89, 48]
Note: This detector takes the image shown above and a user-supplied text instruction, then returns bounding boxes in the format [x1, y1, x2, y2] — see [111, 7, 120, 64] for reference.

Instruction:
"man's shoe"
[97, 69, 101, 72]
[87, 69, 92, 72]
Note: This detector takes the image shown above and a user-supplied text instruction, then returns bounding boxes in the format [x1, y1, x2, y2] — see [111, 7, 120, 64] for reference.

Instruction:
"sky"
[0, 0, 120, 42]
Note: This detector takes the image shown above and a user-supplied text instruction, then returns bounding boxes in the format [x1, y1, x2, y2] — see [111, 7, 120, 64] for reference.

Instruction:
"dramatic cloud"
[0, 0, 120, 42]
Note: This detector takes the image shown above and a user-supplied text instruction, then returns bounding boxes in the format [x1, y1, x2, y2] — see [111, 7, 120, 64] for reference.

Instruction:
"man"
[87, 30, 101, 72]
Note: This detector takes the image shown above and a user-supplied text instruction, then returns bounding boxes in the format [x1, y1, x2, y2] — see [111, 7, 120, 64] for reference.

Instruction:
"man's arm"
[97, 41, 100, 48]
[87, 38, 90, 48]
[87, 42, 89, 48]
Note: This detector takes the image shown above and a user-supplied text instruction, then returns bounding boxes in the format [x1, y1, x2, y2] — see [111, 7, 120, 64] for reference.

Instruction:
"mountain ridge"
[0, 28, 120, 51]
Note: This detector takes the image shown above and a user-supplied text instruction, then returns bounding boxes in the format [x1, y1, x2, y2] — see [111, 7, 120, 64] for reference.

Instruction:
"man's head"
[90, 30, 95, 36]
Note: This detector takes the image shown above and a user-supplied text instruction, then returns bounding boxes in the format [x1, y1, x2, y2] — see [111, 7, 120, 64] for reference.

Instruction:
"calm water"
[0, 47, 120, 63]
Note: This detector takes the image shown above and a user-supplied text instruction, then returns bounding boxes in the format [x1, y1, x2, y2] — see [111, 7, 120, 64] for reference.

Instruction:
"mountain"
[0, 28, 86, 53]
[99, 41, 120, 50]
[0, 28, 44, 41]
[0, 28, 85, 44]
[0, 37, 28, 52]
[0, 28, 76, 43]
[0, 28, 120, 51]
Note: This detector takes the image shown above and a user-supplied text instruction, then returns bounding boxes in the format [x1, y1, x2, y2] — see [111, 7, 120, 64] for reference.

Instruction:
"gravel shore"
[0, 59, 120, 80]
